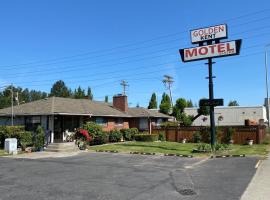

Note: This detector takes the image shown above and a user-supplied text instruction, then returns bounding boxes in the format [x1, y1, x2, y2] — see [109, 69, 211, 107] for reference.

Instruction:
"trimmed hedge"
[0, 126, 25, 148]
[134, 134, 158, 142]
[109, 130, 122, 142]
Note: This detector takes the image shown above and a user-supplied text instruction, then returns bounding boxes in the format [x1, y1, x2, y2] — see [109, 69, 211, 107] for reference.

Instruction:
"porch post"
[50, 115, 54, 143]
[149, 118, 152, 134]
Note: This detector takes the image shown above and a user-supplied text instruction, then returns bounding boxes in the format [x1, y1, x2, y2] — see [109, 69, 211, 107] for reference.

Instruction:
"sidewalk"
[241, 155, 270, 200]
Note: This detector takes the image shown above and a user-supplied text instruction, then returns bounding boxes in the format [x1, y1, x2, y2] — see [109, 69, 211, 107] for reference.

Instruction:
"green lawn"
[88, 141, 270, 157]
[0, 149, 7, 156]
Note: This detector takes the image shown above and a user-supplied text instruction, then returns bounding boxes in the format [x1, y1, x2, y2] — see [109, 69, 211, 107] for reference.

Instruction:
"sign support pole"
[207, 58, 216, 150]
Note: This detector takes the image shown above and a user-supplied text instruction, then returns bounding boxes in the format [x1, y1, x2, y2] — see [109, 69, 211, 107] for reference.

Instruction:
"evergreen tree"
[186, 99, 193, 107]
[50, 80, 70, 97]
[159, 93, 171, 114]
[87, 87, 93, 100]
[148, 93, 157, 109]
[105, 95, 109, 103]
[228, 100, 239, 106]
[74, 86, 85, 99]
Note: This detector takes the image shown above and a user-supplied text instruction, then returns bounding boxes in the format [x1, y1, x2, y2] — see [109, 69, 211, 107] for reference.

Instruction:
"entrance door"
[54, 116, 63, 142]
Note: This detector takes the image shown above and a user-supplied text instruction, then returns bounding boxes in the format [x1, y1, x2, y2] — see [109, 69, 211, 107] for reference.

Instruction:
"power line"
[12, 49, 264, 88]
[0, 8, 270, 69]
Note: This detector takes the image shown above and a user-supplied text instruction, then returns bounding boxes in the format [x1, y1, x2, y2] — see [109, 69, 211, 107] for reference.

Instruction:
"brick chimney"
[113, 94, 128, 112]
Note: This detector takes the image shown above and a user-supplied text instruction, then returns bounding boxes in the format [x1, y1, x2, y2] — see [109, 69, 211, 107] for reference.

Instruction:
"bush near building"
[120, 128, 138, 141]
[0, 126, 32, 149]
[109, 129, 122, 142]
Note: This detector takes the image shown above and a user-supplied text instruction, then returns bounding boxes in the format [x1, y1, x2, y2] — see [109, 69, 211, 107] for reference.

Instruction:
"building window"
[25, 116, 41, 131]
[95, 117, 107, 126]
[115, 118, 123, 126]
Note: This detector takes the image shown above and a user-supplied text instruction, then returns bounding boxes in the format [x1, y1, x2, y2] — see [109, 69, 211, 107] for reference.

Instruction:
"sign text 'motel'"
[190, 24, 227, 44]
[179, 40, 242, 62]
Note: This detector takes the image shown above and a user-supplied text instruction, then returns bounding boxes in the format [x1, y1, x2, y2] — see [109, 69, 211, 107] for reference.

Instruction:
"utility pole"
[7, 85, 14, 126]
[120, 80, 129, 95]
[206, 58, 216, 149]
[162, 75, 174, 108]
[265, 44, 270, 127]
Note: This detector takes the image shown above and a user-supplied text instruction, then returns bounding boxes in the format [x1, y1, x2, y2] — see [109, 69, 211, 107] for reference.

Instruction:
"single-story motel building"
[0, 95, 171, 143]
[185, 106, 267, 126]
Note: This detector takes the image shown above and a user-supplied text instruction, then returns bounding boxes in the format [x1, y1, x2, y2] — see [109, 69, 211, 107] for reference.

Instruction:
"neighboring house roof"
[128, 107, 172, 118]
[0, 97, 171, 118]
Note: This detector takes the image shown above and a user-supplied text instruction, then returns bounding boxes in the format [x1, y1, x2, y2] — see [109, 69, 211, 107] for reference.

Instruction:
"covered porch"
[50, 114, 91, 143]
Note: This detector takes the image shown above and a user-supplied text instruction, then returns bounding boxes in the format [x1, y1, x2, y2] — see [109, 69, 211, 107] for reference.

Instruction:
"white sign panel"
[179, 40, 241, 62]
[190, 24, 227, 44]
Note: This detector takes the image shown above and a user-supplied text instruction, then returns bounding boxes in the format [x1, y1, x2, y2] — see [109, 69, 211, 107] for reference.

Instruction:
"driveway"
[0, 152, 258, 200]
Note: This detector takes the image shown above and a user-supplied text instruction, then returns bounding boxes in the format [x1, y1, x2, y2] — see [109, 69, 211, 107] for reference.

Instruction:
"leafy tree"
[105, 95, 109, 103]
[148, 93, 157, 109]
[87, 87, 93, 100]
[159, 93, 171, 114]
[50, 80, 70, 97]
[191, 98, 210, 122]
[228, 100, 239, 106]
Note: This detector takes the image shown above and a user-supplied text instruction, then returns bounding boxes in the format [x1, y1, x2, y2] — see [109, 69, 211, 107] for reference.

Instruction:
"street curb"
[211, 154, 246, 158]
[164, 153, 193, 158]
[96, 150, 118, 153]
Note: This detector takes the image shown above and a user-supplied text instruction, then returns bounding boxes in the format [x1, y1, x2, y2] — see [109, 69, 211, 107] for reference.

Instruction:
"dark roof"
[0, 97, 171, 118]
[128, 107, 172, 118]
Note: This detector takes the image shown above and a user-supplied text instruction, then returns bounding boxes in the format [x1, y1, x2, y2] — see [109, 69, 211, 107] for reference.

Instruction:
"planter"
[182, 139, 187, 144]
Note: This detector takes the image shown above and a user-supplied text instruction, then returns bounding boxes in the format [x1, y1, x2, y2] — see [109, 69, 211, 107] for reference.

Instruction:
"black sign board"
[199, 99, 224, 107]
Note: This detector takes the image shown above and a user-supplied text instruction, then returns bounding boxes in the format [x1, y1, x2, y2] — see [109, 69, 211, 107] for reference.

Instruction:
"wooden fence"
[152, 125, 266, 144]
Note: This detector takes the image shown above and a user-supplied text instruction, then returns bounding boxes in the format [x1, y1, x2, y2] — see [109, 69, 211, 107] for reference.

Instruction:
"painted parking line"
[185, 157, 209, 169]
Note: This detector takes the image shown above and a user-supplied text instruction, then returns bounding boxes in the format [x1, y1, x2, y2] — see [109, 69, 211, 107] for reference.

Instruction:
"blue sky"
[0, 0, 270, 107]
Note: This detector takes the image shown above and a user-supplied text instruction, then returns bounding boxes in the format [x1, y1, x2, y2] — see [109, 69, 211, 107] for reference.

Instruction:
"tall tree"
[148, 93, 157, 109]
[104, 95, 109, 103]
[74, 86, 85, 99]
[186, 99, 193, 107]
[228, 100, 239, 106]
[50, 80, 70, 97]
[159, 93, 171, 114]
[87, 87, 93, 100]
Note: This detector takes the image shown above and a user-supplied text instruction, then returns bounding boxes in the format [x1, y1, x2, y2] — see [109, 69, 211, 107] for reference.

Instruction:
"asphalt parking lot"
[0, 152, 258, 200]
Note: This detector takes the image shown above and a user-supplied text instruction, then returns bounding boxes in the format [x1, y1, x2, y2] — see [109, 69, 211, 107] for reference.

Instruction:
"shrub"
[158, 131, 166, 141]
[33, 126, 45, 151]
[224, 127, 235, 144]
[121, 129, 131, 141]
[134, 133, 158, 142]
[160, 121, 179, 128]
[0, 126, 25, 148]
[196, 143, 212, 151]
[91, 131, 107, 145]
[196, 143, 230, 152]
[75, 129, 92, 142]
[109, 129, 122, 142]
[82, 122, 107, 145]
[193, 131, 201, 143]
[19, 131, 33, 151]
[83, 122, 103, 136]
